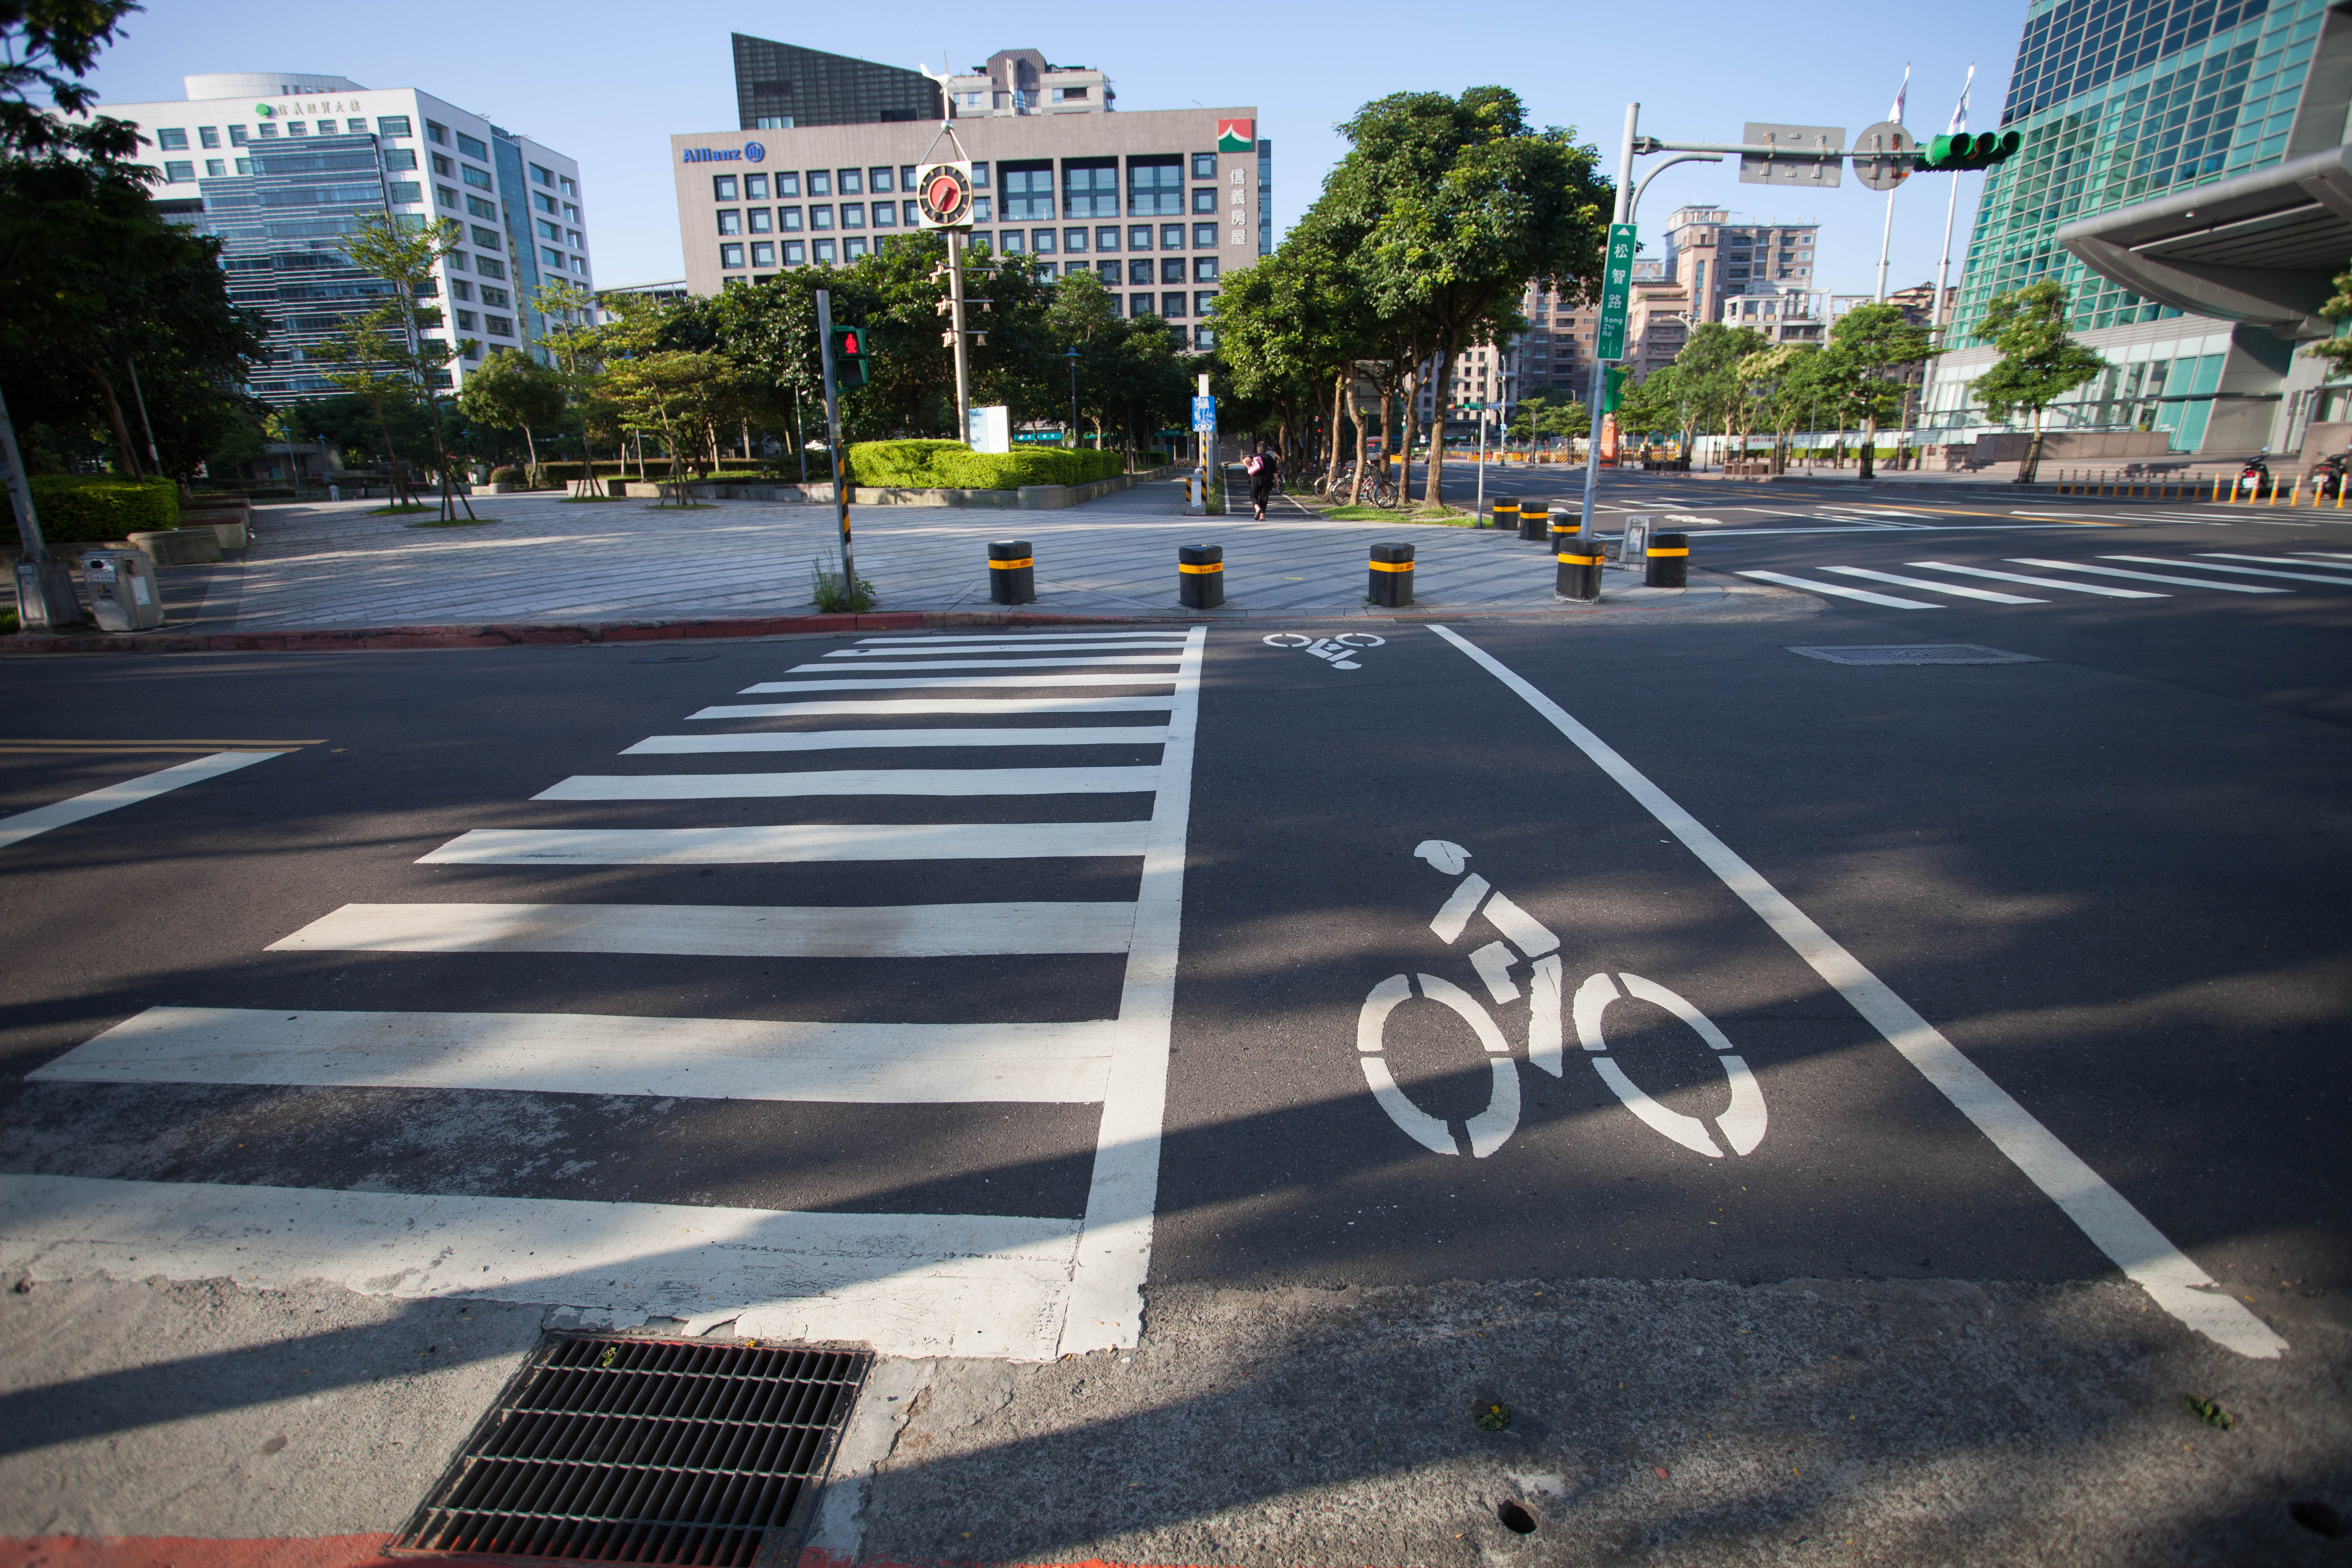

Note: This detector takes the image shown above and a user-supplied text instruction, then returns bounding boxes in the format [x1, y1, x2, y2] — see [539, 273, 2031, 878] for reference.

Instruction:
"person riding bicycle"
[1245, 443, 1279, 521]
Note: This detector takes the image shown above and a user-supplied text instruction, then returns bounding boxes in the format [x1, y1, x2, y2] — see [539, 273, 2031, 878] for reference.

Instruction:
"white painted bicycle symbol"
[1263, 632, 1385, 670]
[1356, 839, 1768, 1160]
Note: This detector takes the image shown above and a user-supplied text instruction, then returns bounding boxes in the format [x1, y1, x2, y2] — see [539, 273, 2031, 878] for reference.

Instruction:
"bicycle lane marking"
[1424, 622, 2287, 1359]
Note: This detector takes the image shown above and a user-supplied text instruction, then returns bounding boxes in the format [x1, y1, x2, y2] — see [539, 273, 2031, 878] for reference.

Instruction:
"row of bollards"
[981, 522, 1689, 611]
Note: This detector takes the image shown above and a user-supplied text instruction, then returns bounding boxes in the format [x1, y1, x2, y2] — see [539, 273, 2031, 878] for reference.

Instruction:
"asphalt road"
[2, 489, 2347, 1558]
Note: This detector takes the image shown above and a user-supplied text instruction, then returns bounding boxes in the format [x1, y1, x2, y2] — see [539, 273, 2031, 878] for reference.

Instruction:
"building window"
[1129, 258, 1152, 285]
[720, 243, 745, 269]
[870, 167, 894, 192]
[559, 175, 577, 196]
[456, 132, 488, 160]
[845, 236, 868, 259]
[389, 181, 420, 203]
[783, 240, 805, 265]
[426, 120, 448, 144]
[841, 202, 864, 227]
[1096, 225, 1121, 251]
[1125, 224, 1152, 251]
[1032, 228, 1056, 253]
[871, 201, 895, 227]
[1191, 152, 1217, 179]
[1000, 159, 1054, 219]
[462, 164, 493, 191]
[777, 171, 800, 197]
[163, 160, 193, 181]
[455, 309, 478, 331]
[900, 165, 917, 188]
[1128, 156, 1182, 215]
[1063, 227, 1088, 253]
[486, 315, 513, 336]
[235, 157, 252, 174]
[1000, 230, 1026, 253]
[287, 121, 308, 136]
[1160, 256, 1185, 284]
[384, 147, 417, 171]
[1195, 290, 1218, 316]
[431, 153, 452, 176]
[1195, 325, 1215, 350]
[1193, 255, 1217, 282]
[1060, 158, 1119, 219]
[747, 208, 771, 233]
[1096, 259, 1120, 285]
[807, 170, 831, 196]
[1161, 223, 1184, 251]
[970, 161, 988, 187]
[1192, 187, 1217, 214]
[228, 125, 247, 145]
[469, 196, 498, 218]
[902, 200, 919, 225]
[157, 127, 190, 150]
[254, 122, 277, 138]
[722, 276, 745, 289]
[744, 173, 768, 199]
[751, 241, 775, 267]
[813, 238, 836, 263]
[1034, 261, 1056, 279]
[1161, 291, 1188, 317]
[717, 209, 742, 234]
[451, 279, 473, 301]
[1052, 85, 1088, 102]
[542, 246, 565, 268]
[779, 206, 803, 231]
[378, 115, 410, 138]
[436, 186, 458, 208]
[972, 196, 992, 222]
[968, 233, 990, 252]
[477, 256, 505, 279]
[714, 175, 738, 201]
[754, 115, 792, 129]
[564, 202, 580, 221]
[1193, 222, 1217, 249]
[537, 218, 560, 240]
[199, 126, 222, 149]
[1130, 294, 1155, 317]
[201, 157, 224, 177]
[836, 169, 861, 195]
[533, 190, 557, 214]
[472, 224, 501, 249]
[810, 205, 833, 230]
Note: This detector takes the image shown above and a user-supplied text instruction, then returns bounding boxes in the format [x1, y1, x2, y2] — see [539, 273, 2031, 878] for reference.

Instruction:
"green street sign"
[1595, 222, 1637, 362]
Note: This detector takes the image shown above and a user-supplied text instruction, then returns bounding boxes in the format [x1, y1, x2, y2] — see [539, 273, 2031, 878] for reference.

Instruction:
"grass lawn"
[406, 518, 495, 529]
[369, 503, 434, 516]
[560, 494, 631, 503]
[1321, 504, 1478, 525]
[646, 502, 719, 511]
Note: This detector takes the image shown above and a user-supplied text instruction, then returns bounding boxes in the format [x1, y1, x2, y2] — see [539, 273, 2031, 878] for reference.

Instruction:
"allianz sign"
[682, 142, 765, 164]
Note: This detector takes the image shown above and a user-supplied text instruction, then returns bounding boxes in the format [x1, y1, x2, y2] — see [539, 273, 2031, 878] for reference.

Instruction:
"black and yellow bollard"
[1490, 496, 1520, 531]
[1556, 539, 1604, 603]
[1178, 543, 1225, 609]
[1644, 531, 1689, 588]
[1548, 511, 1578, 554]
[1519, 504, 1548, 541]
[1368, 542, 1414, 607]
[988, 539, 1035, 605]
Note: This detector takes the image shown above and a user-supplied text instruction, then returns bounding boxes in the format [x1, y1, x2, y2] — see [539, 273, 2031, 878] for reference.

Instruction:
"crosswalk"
[1738, 551, 2352, 609]
[1, 627, 1206, 1361]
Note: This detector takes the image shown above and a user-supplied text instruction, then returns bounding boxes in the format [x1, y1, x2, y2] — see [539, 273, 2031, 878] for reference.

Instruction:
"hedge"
[536, 462, 638, 482]
[7, 475, 181, 542]
[846, 441, 1125, 490]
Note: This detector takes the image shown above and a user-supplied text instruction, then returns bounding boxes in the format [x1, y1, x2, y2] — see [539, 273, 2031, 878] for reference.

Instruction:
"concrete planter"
[128, 528, 222, 566]
[679, 466, 1174, 510]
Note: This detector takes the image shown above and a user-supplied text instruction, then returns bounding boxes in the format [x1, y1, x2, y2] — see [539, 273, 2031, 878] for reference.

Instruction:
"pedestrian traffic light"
[1602, 365, 1628, 414]
[831, 325, 869, 386]
[1917, 129, 2021, 172]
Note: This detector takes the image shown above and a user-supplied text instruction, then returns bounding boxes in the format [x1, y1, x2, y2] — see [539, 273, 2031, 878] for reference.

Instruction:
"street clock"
[915, 162, 975, 228]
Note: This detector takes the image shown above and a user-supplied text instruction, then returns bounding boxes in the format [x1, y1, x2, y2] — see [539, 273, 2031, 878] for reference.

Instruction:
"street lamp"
[1063, 346, 1079, 448]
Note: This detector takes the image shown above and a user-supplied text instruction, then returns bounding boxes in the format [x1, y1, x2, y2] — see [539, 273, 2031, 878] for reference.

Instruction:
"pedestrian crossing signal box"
[831, 326, 869, 387]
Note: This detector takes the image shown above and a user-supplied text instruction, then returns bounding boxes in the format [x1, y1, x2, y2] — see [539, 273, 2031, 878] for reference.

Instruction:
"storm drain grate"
[1786, 644, 2045, 666]
[393, 1336, 870, 1567]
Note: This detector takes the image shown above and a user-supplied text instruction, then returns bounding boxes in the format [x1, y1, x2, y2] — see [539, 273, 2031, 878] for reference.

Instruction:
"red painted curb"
[0, 1537, 402, 1568]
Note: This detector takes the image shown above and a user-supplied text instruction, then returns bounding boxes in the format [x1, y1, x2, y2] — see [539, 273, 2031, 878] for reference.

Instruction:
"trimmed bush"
[488, 465, 524, 485]
[845, 441, 1125, 490]
[536, 461, 635, 483]
[1145, 450, 1173, 467]
[7, 475, 180, 542]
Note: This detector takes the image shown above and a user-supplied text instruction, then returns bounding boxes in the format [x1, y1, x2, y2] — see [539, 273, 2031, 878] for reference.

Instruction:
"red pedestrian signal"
[830, 325, 869, 386]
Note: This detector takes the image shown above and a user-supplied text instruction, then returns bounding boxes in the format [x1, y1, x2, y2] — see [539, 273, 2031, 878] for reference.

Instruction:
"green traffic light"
[1918, 128, 2022, 172]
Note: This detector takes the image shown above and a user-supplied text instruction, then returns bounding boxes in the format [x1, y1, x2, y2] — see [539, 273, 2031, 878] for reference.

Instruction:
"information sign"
[1740, 123, 1846, 188]
[1191, 395, 1217, 433]
[1594, 223, 1638, 363]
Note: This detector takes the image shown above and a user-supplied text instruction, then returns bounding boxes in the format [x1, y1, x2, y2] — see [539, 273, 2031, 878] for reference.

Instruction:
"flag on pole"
[1949, 64, 1975, 133]
[1889, 64, 1911, 125]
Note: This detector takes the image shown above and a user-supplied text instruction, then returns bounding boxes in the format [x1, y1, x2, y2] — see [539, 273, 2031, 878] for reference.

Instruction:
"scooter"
[2311, 454, 2347, 501]
[2238, 458, 2272, 498]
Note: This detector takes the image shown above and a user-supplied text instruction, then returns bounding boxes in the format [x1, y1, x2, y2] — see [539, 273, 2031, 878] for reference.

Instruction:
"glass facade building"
[1928, 0, 2344, 451]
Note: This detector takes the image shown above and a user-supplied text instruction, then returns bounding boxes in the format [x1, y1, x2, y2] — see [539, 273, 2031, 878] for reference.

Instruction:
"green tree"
[1970, 281, 2104, 484]
[1671, 324, 1769, 460]
[314, 214, 475, 516]
[1819, 302, 1934, 480]
[1615, 364, 1697, 454]
[2308, 257, 2352, 378]
[1211, 224, 1378, 487]
[1, 0, 143, 162]
[458, 348, 565, 480]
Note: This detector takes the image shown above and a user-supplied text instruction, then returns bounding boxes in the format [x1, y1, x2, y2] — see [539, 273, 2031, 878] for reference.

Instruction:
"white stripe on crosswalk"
[784, 656, 1184, 673]
[2293, 551, 2352, 562]
[828, 642, 1190, 657]
[1821, 566, 2043, 603]
[857, 631, 1185, 643]
[418, 821, 1150, 864]
[1905, 561, 2162, 598]
[697, 675, 1181, 701]
[269, 900, 1138, 957]
[700, 696, 1174, 718]
[0, 751, 289, 851]
[2175, 554, 2352, 584]
[2009, 558, 2286, 593]
[34, 1006, 1117, 1104]
[627, 726, 1171, 753]
[1737, 570, 1942, 608]
[0, 1174, 1081, 1359]
[537, 766, 1161, 799]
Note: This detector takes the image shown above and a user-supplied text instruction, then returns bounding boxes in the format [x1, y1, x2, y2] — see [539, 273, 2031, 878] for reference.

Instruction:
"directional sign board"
[1594, 223, 1638, 363]
[1191, 395, 1217, 433]
[1851, 121, 1918, 192]
[1740, 123, 1845, 189]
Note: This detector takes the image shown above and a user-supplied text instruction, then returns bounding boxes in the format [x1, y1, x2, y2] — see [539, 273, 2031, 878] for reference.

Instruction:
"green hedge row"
[846, 441, 1126, 490]
[7, 476, 181, 542]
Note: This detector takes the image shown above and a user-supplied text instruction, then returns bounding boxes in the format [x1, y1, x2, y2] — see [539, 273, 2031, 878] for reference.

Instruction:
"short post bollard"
[1555, 539, 1604, 603]
[1645, 531, 1689, 588]
[1519, 504, 1548, 542]
[1490, 496, 1520, 531]
[1178, 543, 1225, 609]
[1548, 510, 1578, 554]
[1368, 542, 1414, 607]
[988, 539, 1035, 605]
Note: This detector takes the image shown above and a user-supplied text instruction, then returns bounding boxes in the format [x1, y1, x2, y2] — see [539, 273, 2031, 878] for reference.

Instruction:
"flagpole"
[1875, 63, 1910, 303]
[1930, 66, 1974, 340]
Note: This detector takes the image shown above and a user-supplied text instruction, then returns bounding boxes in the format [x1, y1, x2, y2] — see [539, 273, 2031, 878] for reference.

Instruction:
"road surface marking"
[1574, 972, 1767, 1158]
[781, 656, 1185, 673]
[696, 675, 1182, 701]
[704, 696, 1175, 718]
[35, 1006, 1118, 1105]
[2293, 551, 2352, 562]
[1821, 567, 2045, 603]
[1904, 562, 2162, 598]
[1356, 972, 1520, 1158]
[828, 641, 1190, 657]
[0, 750, 288, 851]
[1429, 622, 2288, 1359]
[268, 900, 1139, 957]
[536, 766, 1162, 799]
[858, 631, 1188, 643]
[2204, 552, 2352, 572]
[627, 725, 1171, 753]
[2129, 555, 2352, 585]
[0, 1174, 1081, 1361]
[417, 820, 1151, 864]
[2009, 558, 2285, 593]
[1736, 571, 1943, 608]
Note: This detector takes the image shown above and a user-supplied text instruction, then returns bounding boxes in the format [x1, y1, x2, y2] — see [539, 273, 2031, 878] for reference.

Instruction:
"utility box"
[80, 548, 163, 632]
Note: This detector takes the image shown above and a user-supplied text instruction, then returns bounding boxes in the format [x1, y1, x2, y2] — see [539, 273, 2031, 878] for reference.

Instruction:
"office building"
[1625, 261, 1694, 380]
[1929, 0, 2352, 454]
[1412, 280, 1598, 431]
[941, 49, 1115, 116]
[670, 47, 1266, 350]
[1661, 207, 1822, 325]
[733, 35, 941, 129]
[107, 72, 592, 401]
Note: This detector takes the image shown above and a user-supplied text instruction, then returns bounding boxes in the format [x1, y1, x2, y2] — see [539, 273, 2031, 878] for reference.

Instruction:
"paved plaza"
[170, 478, 1705, 631]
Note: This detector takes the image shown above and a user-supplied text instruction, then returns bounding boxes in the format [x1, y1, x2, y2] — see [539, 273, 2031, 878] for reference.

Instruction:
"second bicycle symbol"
[1264, 632, 1384, 670]
[1356, 838, 1769, 1160]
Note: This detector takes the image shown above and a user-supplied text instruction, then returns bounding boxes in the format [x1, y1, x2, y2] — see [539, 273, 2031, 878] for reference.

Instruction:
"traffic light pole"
[1576, 101, 1640, 547]
[814, 287, 855, 597]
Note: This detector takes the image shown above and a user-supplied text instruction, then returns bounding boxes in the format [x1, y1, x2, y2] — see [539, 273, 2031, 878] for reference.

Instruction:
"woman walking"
[1245, 443, 1279, 521]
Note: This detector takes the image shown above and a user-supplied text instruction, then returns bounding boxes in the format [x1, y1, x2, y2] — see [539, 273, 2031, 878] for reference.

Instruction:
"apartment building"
[106, 71, 590, 400]
[1661, 207, 1821, 325]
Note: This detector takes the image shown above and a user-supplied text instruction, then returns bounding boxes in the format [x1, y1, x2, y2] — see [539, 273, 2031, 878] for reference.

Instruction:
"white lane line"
[1905, 562, 2164, 599]
[0, 751, 288, 851]
[1427, 623, 2288, 1360]
[1736, 570, 1944, 609]
[857, 631, 1185, 643]
[417, 821, 1150, 864]
[696, 676, 1181, 701]
[628, 727, 1171, 753]
[2009, 511, 2225, 524]
[1061, 624, 1204, 1356]
[2146, 554, 2352, 585]
[2293, 551, 2352, 562]
[2010, 558, 2286, 593]
[268, 900, 1138, 957]
[2205, 552, 2352, 571]
[0, 1174, 1082, 1360]
[783, 657, 1184, 674]
[537, 767, 1162, 799]
[35, 1006, 1118, 1105]
[1821, 567, 2044, 603]
[828, 642, 1190, 657]
[699, 696, 1175, 717]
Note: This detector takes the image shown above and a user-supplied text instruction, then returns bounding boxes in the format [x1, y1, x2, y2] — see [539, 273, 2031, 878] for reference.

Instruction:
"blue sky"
[84, 0, 2030, 302]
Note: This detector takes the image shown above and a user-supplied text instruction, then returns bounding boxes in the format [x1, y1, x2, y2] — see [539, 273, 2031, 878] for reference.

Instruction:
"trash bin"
[80, 548, 163, 632]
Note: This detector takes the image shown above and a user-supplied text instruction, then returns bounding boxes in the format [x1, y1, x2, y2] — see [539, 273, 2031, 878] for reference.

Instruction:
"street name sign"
[1595, 223, 1638, 363]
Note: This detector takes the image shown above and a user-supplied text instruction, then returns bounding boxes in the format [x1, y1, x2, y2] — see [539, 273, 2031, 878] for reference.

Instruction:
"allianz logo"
[681, 142, 765, 164]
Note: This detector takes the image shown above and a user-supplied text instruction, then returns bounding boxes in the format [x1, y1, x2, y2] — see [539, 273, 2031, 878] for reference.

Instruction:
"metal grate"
[394, 1336, 870, 1568]
[1786, 644, 2045, 666]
